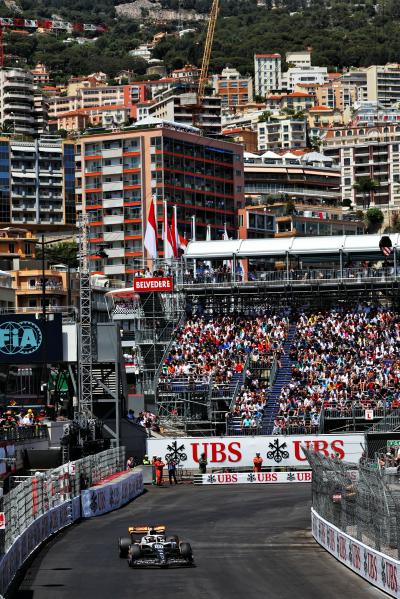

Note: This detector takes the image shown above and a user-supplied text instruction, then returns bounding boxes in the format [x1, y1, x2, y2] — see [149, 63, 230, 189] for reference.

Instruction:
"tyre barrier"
[0, 470, 144, 596]
[312, 508, 400, 598]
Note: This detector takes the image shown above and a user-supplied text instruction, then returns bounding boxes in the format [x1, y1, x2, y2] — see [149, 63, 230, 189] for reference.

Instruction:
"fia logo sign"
[0, 321, 42, 355]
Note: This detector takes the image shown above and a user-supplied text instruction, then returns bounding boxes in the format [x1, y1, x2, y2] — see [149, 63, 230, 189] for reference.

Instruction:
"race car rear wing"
[128, 525, 166, 534]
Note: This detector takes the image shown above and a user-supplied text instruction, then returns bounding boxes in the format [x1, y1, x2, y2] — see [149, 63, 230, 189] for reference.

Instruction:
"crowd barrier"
[0, 447, 144, 597]
[312, 509, 400, 598]
[81, 470, 143, 517]
[193, 470, 312, 485]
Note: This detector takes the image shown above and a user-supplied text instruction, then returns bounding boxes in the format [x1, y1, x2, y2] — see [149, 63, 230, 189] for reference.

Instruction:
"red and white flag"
[164, 201, 175, 260]
[144, 197, 158, 259]
[170, 206, 178, 258]
[179, 234, 188, 250]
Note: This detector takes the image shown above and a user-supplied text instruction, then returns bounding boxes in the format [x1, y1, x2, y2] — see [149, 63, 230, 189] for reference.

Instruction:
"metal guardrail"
[304, 448, 400, 560]
[176, 267, 399, 288]
[0, 425, 49, 442]
[0, 446, 125, 554]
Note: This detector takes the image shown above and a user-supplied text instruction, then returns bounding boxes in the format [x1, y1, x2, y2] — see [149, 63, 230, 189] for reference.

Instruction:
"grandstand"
[148, 234, 400, 435]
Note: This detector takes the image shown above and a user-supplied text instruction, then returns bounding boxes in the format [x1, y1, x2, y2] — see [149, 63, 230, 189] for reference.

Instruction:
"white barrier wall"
[147, 434, 364, 470]
[195, 471, 312, 485]
[312, 509, 400, 598]
[0, 499, 78, 596]
[0, 471, 143, 596]
[81, 470, 143, 517]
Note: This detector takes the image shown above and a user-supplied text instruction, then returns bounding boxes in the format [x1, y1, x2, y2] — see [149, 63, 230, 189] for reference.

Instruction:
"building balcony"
[102, 181, 123, 192]
[102, 148, 123, 159]
[103, 214, 124, 225]
[104, 264, 126, 275]
[103, 231, 125, 242]
[103, 164, 123, 176]
[103, 198, 124, 209]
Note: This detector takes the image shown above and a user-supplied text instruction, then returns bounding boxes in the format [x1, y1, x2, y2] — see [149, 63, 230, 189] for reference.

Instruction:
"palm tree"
[353, 177, 380, 210]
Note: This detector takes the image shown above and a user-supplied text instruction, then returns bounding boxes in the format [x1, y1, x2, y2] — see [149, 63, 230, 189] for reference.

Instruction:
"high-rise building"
[146, 89, 222, 137]
[366, 64, 400, 108]
[323, 123, 400, 208]
[0, 136, 75, 232]
[75, 120, 244, 283]
[254, 54, 282, 97]
[0, 69, 36, 135]
[257, 118, 307, 151]
[213, 67, 253, 110]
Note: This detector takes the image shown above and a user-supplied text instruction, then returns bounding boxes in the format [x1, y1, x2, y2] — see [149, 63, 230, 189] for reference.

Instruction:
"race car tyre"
[179, 542, 193, 561]
[118, 537, 132, 558]
[128, 545, 142, 567]
[167, 535, 179, 545]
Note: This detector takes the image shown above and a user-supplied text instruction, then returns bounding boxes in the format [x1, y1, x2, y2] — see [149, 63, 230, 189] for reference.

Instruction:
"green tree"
[353, 177, 380, 209]
[365, 207, 384, 233]
[37, 241, 78, 268]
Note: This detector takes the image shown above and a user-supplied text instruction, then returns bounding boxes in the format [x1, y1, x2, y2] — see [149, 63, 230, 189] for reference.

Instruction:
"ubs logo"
[0, 321, 43, 355]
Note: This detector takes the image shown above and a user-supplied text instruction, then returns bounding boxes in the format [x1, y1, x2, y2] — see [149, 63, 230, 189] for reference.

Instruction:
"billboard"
[133, 277, 173, 293]
[147, 434, 364, 469]
[0, 314, 63, 364]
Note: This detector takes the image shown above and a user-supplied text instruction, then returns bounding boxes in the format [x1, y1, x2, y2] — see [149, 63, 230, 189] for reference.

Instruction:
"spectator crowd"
[273, 306, 400, 434]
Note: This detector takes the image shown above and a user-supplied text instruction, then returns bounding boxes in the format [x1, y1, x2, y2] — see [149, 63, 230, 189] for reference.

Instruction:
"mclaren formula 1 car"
[118, 525, 194, 568]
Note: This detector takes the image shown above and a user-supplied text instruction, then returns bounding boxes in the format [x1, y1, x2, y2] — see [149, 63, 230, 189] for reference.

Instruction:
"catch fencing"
[304, 447, 400, 560]
[0, 446, 125, 553]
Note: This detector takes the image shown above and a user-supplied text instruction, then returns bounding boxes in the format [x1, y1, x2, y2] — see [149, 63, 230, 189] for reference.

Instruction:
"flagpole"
[191, 215, 196, 241]
[191, 215, 197, 279]
[173, 204, 178, 259]
[163, 200, 168, 269]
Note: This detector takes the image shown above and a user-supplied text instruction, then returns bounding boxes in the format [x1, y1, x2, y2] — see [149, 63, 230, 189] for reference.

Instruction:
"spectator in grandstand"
[278, 306, 400, 432]
[126, 456, 135, 469]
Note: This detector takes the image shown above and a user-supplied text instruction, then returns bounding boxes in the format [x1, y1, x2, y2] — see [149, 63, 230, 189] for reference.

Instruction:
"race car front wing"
[130, 557, 193, 567]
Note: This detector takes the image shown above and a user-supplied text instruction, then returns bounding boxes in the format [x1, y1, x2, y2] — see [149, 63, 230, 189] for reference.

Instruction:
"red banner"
[133, 277, 173, 293]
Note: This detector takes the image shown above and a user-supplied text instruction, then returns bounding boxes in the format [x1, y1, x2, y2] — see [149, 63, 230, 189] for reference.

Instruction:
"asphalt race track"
[14, 484, 386, 599]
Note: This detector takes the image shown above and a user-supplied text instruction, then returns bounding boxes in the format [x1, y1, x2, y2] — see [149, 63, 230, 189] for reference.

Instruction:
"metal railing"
[0, 424, 48, 442]
[1, 446, 125, 554]
[305, 447, 400, 560]
[177, 266, 399, 288]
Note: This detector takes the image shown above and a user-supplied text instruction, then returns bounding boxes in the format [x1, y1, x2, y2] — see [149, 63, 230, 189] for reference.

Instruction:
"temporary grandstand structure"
[183, 233, 400, 261]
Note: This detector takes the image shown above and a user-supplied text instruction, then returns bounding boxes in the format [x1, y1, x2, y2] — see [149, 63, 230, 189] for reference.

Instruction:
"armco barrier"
[193, 471, 312, 485]
[81, 470, 143, 517]
[312, 508, 400, 598]
[0, 447, 145, 596]
[0, 499, 76, 596]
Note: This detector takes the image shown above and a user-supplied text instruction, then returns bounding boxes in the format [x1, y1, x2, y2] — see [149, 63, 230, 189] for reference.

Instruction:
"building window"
[8, 243, 14, 253]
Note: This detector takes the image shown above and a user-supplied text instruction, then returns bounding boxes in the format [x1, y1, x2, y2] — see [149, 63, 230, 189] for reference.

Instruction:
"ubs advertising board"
[147, 434, 364, 469]
[0, 314, 63, 364]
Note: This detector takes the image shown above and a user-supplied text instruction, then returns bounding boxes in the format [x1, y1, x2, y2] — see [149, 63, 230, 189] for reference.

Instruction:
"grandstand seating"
[156, 305, 400, 435]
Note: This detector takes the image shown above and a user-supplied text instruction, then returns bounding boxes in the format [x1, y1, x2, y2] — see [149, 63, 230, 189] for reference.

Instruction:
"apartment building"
[323, 124, 400, 208]
[146, 89, 222, 136]
[257, 118, 307, 151]
[286, 50, 312, 68]
[243, 151, 364, 236]
[0, 136, 75, 232]
[75, 120, 244, 283]
[314, 79, 358, 111]
[282, 66, 328, 92]
[0, 69, 36, 135]
[254, 54, 282, 97]
[366, 64, 400, 107]
[350, 101, 400, 126]
[12, 265, 78, 311]
[212, 67, 253, 109]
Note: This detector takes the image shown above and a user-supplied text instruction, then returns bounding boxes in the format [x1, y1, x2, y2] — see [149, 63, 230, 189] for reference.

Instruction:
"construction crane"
[197, 0, 219, 103]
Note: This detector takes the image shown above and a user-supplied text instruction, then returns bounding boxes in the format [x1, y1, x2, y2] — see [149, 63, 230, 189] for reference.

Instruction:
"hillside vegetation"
[0, 1, 400, 80]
